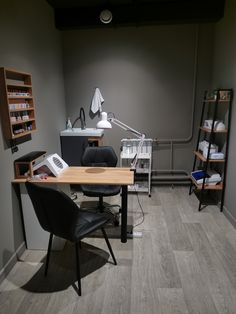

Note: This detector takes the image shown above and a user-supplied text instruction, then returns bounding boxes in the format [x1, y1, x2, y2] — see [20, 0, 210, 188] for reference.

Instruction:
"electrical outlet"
[127, 231, 143, 238]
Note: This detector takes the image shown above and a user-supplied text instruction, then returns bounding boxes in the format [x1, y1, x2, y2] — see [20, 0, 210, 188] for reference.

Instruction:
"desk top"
[12, 166, 134, 185]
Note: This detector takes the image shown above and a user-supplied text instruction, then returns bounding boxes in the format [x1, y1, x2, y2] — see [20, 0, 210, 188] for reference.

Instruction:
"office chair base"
[81, 202, 121, 226]
[104, 210, 120, 226]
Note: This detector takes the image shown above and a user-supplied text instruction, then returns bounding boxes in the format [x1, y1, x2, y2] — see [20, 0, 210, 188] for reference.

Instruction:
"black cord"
[132, 186, 145, 229]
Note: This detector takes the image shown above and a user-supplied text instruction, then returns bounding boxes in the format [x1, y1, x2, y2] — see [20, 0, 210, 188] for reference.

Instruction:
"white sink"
[60, 128, 104, 137]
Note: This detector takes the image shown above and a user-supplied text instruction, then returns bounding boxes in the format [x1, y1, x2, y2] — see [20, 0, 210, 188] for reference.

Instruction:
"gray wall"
[212, 0, 236, 225]
[0, 0, 66, 273]
[62, 24, 214, 173]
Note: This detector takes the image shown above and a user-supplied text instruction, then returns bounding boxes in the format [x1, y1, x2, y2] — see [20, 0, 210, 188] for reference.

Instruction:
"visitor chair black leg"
[75, 242, 82, 296]
[99, 196, 104, 212]
[101, 227, 117, 265]
[44, 233, 53, 276]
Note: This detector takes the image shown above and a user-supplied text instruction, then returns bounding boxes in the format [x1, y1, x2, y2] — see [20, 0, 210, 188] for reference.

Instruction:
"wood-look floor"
[1, 186, 236, 314]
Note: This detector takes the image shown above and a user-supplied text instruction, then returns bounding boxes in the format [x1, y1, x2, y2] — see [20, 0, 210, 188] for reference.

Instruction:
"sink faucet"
[72, 107, 86, 130]
[79, 107, 86, 130]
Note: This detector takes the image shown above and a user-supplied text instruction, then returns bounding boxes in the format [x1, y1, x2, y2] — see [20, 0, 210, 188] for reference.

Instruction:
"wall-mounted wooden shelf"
[0, 67, 37, 140]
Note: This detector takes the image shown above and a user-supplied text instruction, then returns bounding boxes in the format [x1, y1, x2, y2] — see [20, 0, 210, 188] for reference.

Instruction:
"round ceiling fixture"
[100, 9, 113, 24]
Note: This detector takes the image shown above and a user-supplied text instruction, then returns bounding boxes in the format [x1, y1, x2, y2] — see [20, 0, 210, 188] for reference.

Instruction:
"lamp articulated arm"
[97, 112, 145, 170]
[108, 117, 143, 139]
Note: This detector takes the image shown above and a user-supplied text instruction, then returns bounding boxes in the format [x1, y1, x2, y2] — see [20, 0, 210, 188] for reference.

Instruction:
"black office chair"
[25, 181, 117, 296]
[80, 146, 121, 225]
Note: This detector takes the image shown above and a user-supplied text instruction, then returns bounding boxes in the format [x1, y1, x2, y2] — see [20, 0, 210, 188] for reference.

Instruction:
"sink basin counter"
[60, 128, 104, 137]
[60, 128, 104, 166]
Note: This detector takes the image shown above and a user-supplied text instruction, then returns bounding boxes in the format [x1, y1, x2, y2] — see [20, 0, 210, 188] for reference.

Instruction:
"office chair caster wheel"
[113, 214, 120, 226]
[114, 220, 119, 227]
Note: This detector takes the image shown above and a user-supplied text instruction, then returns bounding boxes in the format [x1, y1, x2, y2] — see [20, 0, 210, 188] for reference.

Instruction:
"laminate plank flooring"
[1, 186, 236, 313]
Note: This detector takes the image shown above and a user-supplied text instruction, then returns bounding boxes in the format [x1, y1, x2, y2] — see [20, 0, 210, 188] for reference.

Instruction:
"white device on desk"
[33, 153, 68, 177]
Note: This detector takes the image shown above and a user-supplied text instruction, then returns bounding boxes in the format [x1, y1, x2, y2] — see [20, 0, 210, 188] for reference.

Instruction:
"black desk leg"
[121, 185, 127, 243]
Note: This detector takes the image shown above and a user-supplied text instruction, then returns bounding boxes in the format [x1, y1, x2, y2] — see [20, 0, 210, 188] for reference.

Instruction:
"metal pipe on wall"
[152, 24, 199, 183]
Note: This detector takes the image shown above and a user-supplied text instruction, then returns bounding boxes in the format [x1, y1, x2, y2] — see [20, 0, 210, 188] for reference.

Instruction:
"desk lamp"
[97, 111, 145, 239]
[96, 112, 145, 170]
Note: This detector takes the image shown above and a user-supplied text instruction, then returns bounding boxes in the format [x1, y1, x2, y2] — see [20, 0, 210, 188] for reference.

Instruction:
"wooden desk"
[13, 166, 134, 243]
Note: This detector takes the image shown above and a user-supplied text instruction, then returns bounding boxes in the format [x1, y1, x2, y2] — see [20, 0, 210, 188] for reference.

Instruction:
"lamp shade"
[96, 112, 112, 129]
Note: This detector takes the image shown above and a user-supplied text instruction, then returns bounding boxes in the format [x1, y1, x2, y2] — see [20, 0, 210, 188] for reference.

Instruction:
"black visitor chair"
[25, 181, 117, 296]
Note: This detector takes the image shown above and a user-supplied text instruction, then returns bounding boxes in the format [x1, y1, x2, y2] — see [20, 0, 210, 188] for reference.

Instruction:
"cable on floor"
[132, 187, 145, 229]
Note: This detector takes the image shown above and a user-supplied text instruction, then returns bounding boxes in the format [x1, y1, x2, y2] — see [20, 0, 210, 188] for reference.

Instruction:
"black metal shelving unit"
[189, 88, 233, 211]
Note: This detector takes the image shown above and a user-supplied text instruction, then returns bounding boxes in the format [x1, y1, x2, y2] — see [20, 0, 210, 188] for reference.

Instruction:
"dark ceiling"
[46, 0, 226, 30]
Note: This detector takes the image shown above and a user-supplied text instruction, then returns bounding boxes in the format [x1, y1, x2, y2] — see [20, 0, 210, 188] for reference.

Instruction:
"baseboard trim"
[0, 242, 26, 284]
[223, 205, 236, 229]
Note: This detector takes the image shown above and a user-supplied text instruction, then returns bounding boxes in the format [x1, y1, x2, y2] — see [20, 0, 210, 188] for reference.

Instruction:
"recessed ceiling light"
[100, 9, 113, 24]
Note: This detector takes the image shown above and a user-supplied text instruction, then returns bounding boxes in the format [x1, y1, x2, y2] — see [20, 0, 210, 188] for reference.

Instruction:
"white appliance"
[199, 140, 218, 158]
[204, 119, 226, 131]
[203, 146, 218, 158]
[33, 153, 68, 177]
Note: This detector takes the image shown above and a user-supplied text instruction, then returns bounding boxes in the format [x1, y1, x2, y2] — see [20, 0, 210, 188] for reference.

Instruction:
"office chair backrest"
[81, 146, 118, 167]
[25, 181, 82, 242]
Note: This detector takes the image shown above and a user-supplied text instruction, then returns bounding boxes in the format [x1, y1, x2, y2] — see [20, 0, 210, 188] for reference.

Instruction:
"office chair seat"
[25, 181, 117, 296]
[81, 184, 120, 197]
[80, 146, 121, 225]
